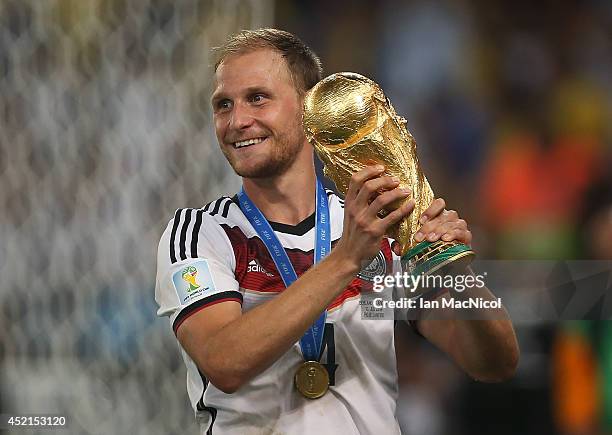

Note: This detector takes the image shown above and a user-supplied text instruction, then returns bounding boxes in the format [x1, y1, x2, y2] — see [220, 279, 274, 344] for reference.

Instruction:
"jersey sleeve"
[155, 208, 242, 334]
[388, 237, 450, 335]
[388, 239, 418, 331]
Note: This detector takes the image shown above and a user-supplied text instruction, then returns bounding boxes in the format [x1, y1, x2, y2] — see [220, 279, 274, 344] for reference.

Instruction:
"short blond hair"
[213, 28, 323, 94]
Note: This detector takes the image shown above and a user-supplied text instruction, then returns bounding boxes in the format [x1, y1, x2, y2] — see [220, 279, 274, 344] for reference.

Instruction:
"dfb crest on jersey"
[357, 251, 386, 282]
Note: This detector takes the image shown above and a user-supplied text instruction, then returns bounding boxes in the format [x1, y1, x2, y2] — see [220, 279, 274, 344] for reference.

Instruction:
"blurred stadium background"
[0, 0, 610, 434]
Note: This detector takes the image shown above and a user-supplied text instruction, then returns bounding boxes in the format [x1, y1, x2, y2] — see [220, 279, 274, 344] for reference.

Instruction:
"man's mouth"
[232, 137, 267, 149]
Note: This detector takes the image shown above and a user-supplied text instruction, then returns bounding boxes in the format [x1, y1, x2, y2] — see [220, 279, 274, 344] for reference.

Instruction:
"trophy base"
[401, 240, 474, 277]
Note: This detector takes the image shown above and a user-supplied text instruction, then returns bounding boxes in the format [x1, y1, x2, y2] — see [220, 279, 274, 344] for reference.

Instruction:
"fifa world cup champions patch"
[172, 260, 217, 305]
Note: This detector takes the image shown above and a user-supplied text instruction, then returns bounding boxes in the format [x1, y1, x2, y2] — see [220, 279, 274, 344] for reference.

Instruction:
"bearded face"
[212, 48, 306, 179]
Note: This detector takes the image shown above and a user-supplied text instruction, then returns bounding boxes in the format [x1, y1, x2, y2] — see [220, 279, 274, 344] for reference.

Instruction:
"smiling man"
[155, 28, 519, 434]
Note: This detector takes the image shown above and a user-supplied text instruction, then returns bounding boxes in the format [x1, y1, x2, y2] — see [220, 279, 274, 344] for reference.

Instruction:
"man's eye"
[251, 94, 265, 103]
[216, 100, 231, 110]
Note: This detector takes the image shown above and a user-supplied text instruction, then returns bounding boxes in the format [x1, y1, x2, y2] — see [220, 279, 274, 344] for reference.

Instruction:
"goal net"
[0, 1, 272, 433]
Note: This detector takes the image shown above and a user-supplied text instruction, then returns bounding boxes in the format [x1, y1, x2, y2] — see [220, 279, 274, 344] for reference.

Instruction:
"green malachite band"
[402, 241, 431, 260]
[401, 241, 474, 276]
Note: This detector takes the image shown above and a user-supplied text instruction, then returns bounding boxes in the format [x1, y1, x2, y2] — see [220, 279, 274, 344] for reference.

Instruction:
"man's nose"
[229, 103, 254, 130]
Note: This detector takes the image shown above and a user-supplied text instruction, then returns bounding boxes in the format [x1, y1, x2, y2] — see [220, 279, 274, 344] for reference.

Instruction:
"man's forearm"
[419, 268, 519, 382]
[443, 285, 518, 381]
[201, 249, 359, 392]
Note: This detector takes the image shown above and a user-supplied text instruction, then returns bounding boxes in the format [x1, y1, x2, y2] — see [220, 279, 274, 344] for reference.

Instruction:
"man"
[155, 28, 519, 434]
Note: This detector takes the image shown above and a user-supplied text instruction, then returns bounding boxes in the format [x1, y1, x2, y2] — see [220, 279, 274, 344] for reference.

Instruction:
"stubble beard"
[225, 122, 305, 179]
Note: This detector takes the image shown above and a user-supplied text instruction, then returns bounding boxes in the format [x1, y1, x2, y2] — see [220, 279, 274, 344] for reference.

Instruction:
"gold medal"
[294, 361, 329, 399]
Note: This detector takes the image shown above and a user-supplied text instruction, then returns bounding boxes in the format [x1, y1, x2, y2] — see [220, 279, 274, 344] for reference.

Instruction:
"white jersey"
[155, 190, 402, 434]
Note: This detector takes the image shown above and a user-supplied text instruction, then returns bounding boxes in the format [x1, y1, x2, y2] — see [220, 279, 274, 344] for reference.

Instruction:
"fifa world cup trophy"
[303, 72, 474, 275]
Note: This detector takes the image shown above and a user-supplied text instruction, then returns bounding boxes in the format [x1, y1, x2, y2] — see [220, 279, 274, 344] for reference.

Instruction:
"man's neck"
[242, 163, 317, 226]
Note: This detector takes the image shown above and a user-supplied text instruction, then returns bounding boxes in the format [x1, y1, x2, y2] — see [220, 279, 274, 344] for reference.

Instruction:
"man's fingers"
[419, 198, 446, 224]
[414, 220, 437, 242]
[441, 228, 472, 245]
[377, 199, 415, 231]
[355, 175, 402, 208]
[414, 212, 466, 242]
[414, 221, 471, 245]
[346, 165, 385, 201]
[366, 185, 411, 217]
[422, 220, 458, 242]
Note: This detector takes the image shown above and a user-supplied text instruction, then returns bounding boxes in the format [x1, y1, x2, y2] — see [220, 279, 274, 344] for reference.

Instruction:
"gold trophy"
[303, 72, 474, 275]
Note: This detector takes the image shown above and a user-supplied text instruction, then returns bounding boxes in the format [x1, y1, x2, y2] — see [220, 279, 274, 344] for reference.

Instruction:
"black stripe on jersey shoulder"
[170, 208, 203, 264]
[207, 197, 232, 217]
[204, 196, 228, 214]
[173, 290, 243, 334]
[179, 209, 193, 261]
[191, 209, 204, 258]
[325, 188, 343, 198]
[325, 188, 344, 207]
[203, 197, 225, 214]
[170, 199, 236, 265]
[210, 199, 223, 215]
[221, 197, 232, 218]
[169, 209, 182, 263]
[205, 196, 236, 219]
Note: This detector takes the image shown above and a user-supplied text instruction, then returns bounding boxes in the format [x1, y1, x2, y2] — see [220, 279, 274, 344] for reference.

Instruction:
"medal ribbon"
[237, 179, 331, 362]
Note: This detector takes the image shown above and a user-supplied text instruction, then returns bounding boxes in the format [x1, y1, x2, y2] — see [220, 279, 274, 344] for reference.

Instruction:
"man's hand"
[335, 165, 415, 269]
[391, 198, 472, 256]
